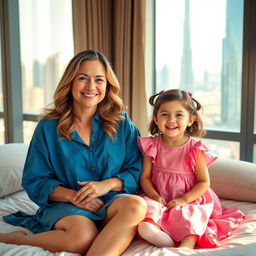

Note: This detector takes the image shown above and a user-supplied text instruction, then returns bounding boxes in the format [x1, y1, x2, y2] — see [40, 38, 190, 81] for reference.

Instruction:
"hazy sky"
[19, 0, 74, 65]
[156, 0, 227, 77]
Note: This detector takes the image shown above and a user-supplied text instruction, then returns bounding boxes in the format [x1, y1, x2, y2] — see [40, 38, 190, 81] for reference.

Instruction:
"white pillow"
[0, 143, 29, 198]
[209, 158, 256, 202]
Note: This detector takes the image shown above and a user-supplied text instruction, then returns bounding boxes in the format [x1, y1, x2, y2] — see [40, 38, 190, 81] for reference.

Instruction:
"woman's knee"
[117, 195, 147, 221]
[64, 228, 98, 254]
[54, 215, 98, 254]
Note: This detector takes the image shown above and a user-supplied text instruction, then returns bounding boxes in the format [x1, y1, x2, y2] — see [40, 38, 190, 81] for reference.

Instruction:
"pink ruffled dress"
[138, 135, 245, 248]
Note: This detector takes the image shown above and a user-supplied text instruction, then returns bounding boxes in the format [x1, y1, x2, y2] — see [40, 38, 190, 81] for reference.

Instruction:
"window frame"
[0, 0, 23, 143]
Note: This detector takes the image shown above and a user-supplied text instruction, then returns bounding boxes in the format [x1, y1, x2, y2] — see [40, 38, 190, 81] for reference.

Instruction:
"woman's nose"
[86, 79, 96, 89]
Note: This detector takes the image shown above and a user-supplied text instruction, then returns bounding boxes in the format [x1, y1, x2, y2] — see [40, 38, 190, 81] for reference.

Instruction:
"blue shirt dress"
[4, 112, 142, 233]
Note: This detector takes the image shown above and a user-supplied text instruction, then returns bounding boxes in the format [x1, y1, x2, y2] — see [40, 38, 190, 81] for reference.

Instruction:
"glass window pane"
[19, 0, 74, 114]
[201, 138, 239, 160]
[0, 119, 4, 144]
[0, 24, 3, 111]
[23, 121, 37, 144]
[254, 88, 256, 133]
[156, 0, 244, 132]
[254, 144, 256, 163]
[0, 25, 4, 144]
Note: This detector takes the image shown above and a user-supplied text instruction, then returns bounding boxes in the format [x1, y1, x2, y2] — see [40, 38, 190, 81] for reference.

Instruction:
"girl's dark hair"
[149, 89, 206, 137]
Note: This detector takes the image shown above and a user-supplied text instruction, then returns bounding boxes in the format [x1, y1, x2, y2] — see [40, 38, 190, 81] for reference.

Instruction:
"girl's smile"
[153, 100, 195, 146]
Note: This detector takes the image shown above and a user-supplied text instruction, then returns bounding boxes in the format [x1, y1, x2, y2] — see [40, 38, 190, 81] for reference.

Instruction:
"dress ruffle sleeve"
[137, 137, 157, 163]
[188, 140, 217, 170]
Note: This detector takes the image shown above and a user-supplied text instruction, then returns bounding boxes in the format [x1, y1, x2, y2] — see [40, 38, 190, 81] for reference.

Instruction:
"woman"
[0, 50, 147, 256]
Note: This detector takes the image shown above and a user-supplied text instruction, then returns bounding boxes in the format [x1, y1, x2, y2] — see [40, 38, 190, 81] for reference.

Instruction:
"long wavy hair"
[40, 50, 124, 140]
[149, 89, 206, 137]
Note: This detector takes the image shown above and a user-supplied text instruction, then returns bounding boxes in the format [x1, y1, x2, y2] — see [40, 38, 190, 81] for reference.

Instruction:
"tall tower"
[180, 0, 193, 91]
[221, 0, 243, 127]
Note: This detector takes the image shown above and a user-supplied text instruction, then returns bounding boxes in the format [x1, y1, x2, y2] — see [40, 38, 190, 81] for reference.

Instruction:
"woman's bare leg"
[86, 195, 147, 256]
[178, 235, 197, 249]
[0, 215, 98, 254]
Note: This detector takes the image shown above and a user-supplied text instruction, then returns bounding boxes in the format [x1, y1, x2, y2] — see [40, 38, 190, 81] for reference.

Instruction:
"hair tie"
[159, 90, 165, 95]
[188, 92, 193, 97]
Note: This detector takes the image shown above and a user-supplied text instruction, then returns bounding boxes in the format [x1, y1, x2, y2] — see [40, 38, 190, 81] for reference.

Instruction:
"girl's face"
[72, 60, 107, 113]
[153, 100, 195, 142]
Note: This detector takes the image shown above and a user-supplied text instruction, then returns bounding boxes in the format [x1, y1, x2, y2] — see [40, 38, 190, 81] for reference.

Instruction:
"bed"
[0, 143, 256, 256]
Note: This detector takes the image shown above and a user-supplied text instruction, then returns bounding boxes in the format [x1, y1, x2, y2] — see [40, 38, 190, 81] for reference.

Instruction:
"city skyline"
[156, 0, 243, 132]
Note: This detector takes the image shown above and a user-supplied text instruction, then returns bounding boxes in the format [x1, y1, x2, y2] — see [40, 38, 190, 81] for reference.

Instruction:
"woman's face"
[72, 60, 107, 112]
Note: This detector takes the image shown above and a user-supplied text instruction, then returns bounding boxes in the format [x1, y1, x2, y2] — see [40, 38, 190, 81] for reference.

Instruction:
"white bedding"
[1, 190, 256, 256]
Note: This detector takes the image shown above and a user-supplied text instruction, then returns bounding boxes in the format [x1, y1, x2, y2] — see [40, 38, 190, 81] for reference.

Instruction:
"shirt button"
[91, 167, 96, 171]
[91, 138, 94, 142]
[89, 147, 93, 152]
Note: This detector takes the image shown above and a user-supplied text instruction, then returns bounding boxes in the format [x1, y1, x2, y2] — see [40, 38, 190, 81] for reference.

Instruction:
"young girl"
[137, 89, 245, 249]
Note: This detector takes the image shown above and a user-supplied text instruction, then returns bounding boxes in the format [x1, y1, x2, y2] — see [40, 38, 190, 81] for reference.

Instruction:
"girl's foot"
[178, 235, 197, 249]
[138, 221, 174, 247]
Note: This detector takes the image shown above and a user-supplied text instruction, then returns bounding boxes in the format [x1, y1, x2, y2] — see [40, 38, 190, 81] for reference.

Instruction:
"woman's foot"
[138, 221, 174, 247]
[0, 230, 29, 244]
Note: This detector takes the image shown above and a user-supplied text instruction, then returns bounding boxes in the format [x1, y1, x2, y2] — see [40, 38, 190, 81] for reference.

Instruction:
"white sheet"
[1, 191, 256, 256]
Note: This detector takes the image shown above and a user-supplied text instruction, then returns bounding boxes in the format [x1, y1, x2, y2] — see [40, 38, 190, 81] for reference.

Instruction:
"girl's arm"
[167, 151, 210, 208]
[140, 155, 166, 205]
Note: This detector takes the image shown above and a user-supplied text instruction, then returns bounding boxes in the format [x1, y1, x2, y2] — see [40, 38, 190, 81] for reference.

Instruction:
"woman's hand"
[74, 180, 113, 204]
[71, 197, 104, 213]
[166, 197, 187, 209]
[151, 195, 166, 205]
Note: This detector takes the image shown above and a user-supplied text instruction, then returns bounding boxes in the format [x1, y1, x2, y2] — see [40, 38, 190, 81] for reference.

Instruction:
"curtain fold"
[72, 0, 148, 136]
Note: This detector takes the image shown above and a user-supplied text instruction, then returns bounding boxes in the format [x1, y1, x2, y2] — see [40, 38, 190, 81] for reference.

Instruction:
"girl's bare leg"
[86, 195, 147, 256]
[178, 234, 197, 249]
[0, 215, 98, 254]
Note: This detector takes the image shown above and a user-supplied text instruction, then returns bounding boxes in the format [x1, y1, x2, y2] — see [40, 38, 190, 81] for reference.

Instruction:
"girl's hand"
[74, 180, 112, 204]
[151, 195, 166, 205]
[166, 197, 187, 209]
[72, 197, 104, 213]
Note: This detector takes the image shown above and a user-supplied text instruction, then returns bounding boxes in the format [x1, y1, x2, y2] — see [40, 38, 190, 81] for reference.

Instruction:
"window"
[254, 80, 256, 163]
[254, 144, 256, 163]
[19, 0, 74, 142]
[155, 0, 255, 161]
[0, 25, 4, 144]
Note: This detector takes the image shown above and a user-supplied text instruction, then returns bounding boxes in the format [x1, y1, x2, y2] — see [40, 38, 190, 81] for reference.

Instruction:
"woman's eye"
[78, 76, 87, 81]
[161, 113, 168, 117]
[177, 114, 183, 117]
[96, 79, 105, 83]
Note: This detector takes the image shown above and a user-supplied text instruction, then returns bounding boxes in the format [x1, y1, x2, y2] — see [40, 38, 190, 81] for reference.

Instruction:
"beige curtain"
[72, 0, 148, 136]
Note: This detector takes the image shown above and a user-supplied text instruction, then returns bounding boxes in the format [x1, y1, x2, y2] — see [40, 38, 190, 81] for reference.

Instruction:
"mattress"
[0, 191, 256, 256]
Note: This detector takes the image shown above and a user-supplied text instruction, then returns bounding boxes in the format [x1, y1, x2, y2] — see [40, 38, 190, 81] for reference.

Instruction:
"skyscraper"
[180, 0, 194, 91]
[221, 0, 243, 128]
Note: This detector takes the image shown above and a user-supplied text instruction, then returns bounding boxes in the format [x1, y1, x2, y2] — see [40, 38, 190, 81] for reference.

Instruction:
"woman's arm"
[22, 122, 65, 207]
[113, 113, 143, 194]
[48, 185, 77, 202]
[140, 155, 166, 205]
[167, 151, 210, 208]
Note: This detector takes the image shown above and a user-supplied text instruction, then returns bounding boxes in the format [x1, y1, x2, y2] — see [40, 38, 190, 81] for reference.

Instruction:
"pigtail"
[149, 90, 165, 106]
[185, 92, 206, 137]
[148, 90, 166, 135]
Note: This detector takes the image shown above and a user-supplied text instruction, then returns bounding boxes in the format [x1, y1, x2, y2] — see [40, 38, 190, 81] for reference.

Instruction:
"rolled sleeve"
[22, 122, 64, 207]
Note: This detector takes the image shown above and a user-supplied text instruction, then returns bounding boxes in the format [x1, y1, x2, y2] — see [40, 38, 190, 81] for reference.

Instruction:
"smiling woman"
[72, 60, 107, 115]
[0, 50, 147, 256]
